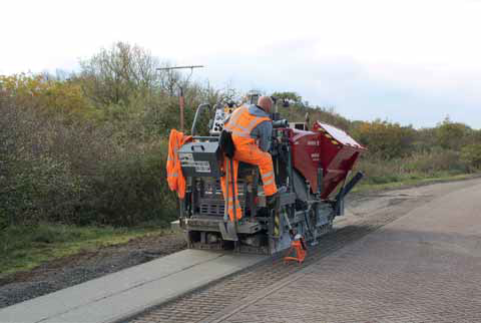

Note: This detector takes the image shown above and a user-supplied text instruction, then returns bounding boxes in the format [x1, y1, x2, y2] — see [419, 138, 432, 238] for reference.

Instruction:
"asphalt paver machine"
[176, 99, 365, 254]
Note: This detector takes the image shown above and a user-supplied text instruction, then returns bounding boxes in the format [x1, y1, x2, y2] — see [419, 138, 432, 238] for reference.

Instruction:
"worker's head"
[257, 96, 274, 114]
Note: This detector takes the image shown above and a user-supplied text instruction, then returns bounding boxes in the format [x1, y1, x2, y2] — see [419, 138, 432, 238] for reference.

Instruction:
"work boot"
[277, 186, 287, 194]
[266, 193, 279, 209]
[266, 186, 287, 209]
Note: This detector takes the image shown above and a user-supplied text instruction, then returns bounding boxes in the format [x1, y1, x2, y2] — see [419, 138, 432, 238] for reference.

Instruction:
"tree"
[271, 91, 302, 104]
[78, 42, 161, 106]
[435, 116, 470, 150]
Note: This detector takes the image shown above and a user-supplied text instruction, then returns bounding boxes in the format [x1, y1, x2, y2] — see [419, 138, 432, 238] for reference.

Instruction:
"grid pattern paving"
[127, 194, 432, 323]
[202, 188, 481, 323]
[212, 239, 481, 323]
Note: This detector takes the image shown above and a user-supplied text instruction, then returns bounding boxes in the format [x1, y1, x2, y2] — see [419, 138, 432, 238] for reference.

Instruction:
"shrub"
[0, 74, 96, 121]
[81, 141, 177, 226]
[0, 95, 88, 225]
[461, 144, 481, 172]
[351, 120, 416, 159]
[357, 149, 466, 186]
[402, 150, 463, 175]
[0, 94, 177, 227]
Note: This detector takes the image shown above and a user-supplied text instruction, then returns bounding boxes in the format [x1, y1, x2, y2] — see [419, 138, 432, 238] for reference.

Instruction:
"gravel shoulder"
[0, 232, 186, 308]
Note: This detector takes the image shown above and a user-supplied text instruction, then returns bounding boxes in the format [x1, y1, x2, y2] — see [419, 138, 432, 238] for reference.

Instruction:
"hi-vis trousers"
[221, 142, 277, 221]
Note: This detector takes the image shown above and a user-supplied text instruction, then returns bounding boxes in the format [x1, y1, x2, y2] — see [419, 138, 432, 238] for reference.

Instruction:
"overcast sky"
[1, 0, 480, 129]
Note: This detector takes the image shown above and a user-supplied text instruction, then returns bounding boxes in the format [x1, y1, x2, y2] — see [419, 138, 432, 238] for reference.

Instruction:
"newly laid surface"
[204, 181, 481, 323]
[128, 179, 481, 323]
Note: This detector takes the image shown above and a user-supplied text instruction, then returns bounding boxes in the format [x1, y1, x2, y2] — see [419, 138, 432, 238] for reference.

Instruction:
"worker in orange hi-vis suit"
[221, 96, 278, 221]
[166, 129, 192, 199]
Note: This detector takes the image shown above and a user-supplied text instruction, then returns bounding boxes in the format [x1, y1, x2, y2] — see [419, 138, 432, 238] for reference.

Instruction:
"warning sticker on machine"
[194, 161, 211, 173]
[180, 153, 211, 173]
[180, 153, 195, 167]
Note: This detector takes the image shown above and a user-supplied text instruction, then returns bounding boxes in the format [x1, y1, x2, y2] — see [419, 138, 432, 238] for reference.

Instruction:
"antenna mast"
[157, 65, 204, 132]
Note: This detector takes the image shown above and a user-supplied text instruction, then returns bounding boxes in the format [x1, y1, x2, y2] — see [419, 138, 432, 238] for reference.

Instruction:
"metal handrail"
[191, 103, 211, 136]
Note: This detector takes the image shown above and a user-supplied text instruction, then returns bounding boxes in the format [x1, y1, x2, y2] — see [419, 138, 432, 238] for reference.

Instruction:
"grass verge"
[0, 223, 167, 278]
[354, 172, 480, 193]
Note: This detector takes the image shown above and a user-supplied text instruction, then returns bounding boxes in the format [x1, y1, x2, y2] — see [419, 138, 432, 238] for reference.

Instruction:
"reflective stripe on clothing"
[228, 106, 246, 125]
[228, 130, 251, 138]
[227, 202, 241, 210]
[262, 171, 273, 179]
[166, 129, 192, 199]
[232, 142, 278, 197]
[220, 106, 277, 221]
[220, 157, 242, 221]
[224, 106, 271, 142]
[263, 178, 274, 186]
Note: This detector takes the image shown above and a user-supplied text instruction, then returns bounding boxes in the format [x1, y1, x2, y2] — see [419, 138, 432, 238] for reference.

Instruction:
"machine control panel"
[210, 104, 235, 135]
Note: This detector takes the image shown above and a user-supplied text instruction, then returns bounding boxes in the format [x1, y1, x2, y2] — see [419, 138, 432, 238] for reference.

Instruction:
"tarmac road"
[130, 178, 481, 323]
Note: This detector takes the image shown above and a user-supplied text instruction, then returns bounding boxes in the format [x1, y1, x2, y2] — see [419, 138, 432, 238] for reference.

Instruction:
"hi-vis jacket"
[166, 129, 192, 199]
[222, 105, 277, 221]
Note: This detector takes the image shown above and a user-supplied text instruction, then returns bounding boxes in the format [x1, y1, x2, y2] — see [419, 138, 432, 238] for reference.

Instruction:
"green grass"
[354, 172, 478, 193]
[0, 223, 167, 278]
